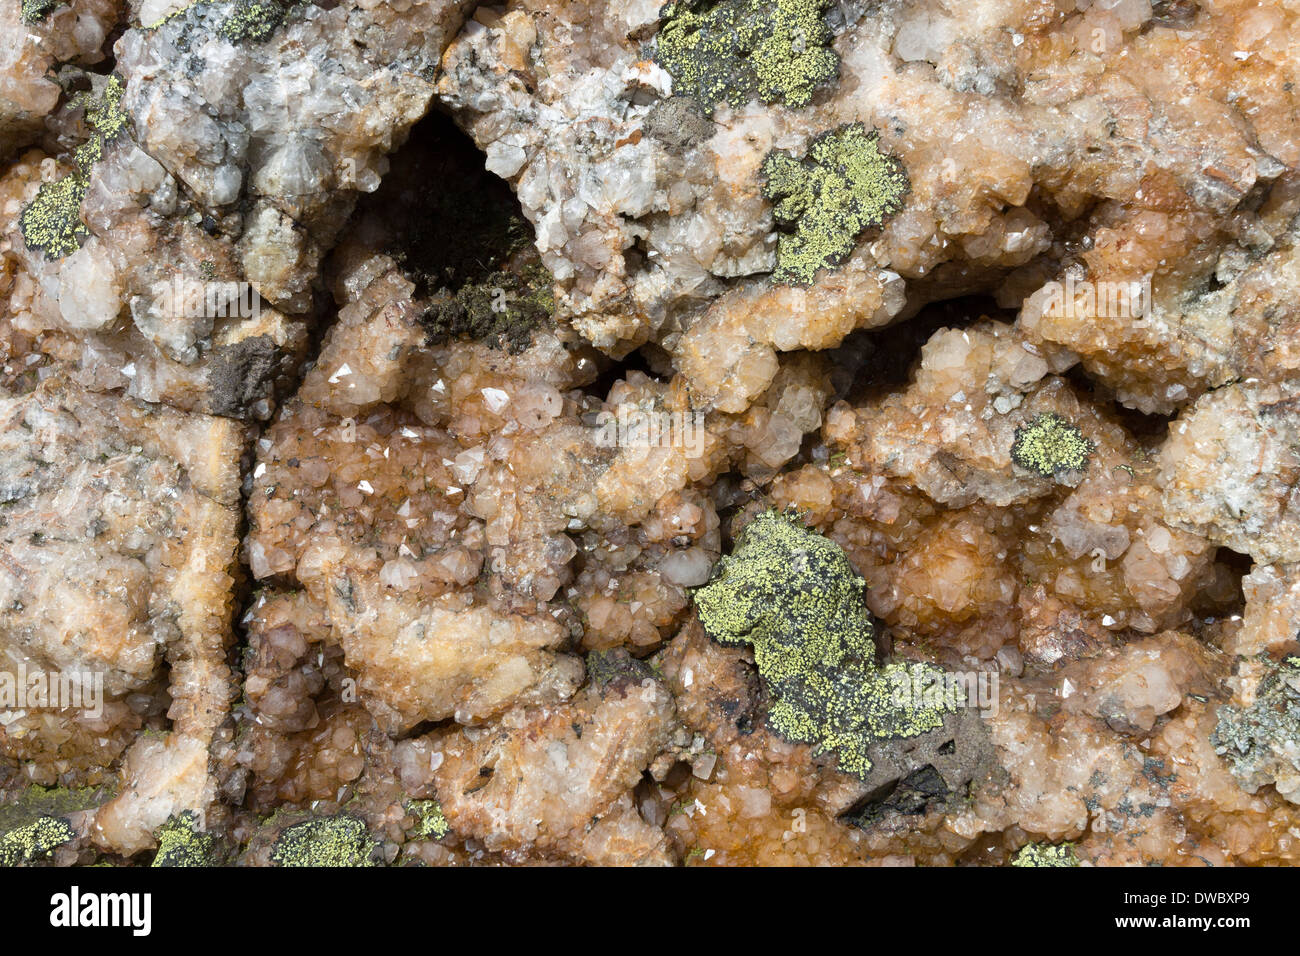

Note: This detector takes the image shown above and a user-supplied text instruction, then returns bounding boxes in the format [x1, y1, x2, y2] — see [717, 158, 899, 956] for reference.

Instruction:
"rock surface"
[1, 0, 1300, 866]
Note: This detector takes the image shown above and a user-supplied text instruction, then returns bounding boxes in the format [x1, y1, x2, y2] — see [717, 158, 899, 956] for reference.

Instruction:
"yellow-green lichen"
[1010, 412, 1094, 478]
[219, 0, 299, 43]
[0, 815, 75, 866]
[151, 811, 216, 867]
[19, 175, 89, 261]
[655, 0, 839, 111]
[1012, 842, 1079, 867]
[0, 785, 106, 834]
[406, 800, 450, 841]
[19, 74, 131, 262]
[21, 0, 63, 23]
[146, 0, 203, 30]
[81, 74, 130, 144]
[270, 815, 379, 867]
[71, 74, 129, 172]
[761, 123, 909, 285]
[693, 510, 955, 779]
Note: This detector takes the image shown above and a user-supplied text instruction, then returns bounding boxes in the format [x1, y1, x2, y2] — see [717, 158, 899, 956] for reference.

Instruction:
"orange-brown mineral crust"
[0, 0, 1299, 867]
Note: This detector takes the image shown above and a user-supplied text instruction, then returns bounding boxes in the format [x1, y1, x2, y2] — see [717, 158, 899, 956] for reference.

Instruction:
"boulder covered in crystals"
[2, 0, 1300, 867]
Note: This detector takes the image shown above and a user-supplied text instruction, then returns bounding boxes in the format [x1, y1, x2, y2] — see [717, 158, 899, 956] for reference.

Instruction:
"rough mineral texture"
[0, 371, 241, 855]
[2, 0, 1300, 868]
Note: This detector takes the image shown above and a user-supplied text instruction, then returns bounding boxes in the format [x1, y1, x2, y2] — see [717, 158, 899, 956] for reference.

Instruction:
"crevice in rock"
[392, 718, 456, 743]
[1193, 545, 1251, 624]
[830, 294, 1000, 404]
[1062, 363, 1176, 445]
[584, 343, 666, 403]
[710, 470, 766, 552]
[633, 770, 668, 827]
[841, 763, 952, 829]
[345, 106, 533, 299]
[329, 105, 557, 355]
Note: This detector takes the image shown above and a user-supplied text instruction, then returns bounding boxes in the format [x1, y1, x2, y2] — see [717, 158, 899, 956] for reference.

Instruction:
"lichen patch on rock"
[2, 0, 1300, 872]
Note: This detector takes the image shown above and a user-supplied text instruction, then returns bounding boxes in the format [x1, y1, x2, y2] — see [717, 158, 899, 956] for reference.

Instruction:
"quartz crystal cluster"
[1, 0, 1300, 866]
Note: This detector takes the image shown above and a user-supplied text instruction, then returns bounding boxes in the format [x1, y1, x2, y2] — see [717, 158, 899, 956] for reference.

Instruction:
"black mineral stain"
[206, 335, 279, 418]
